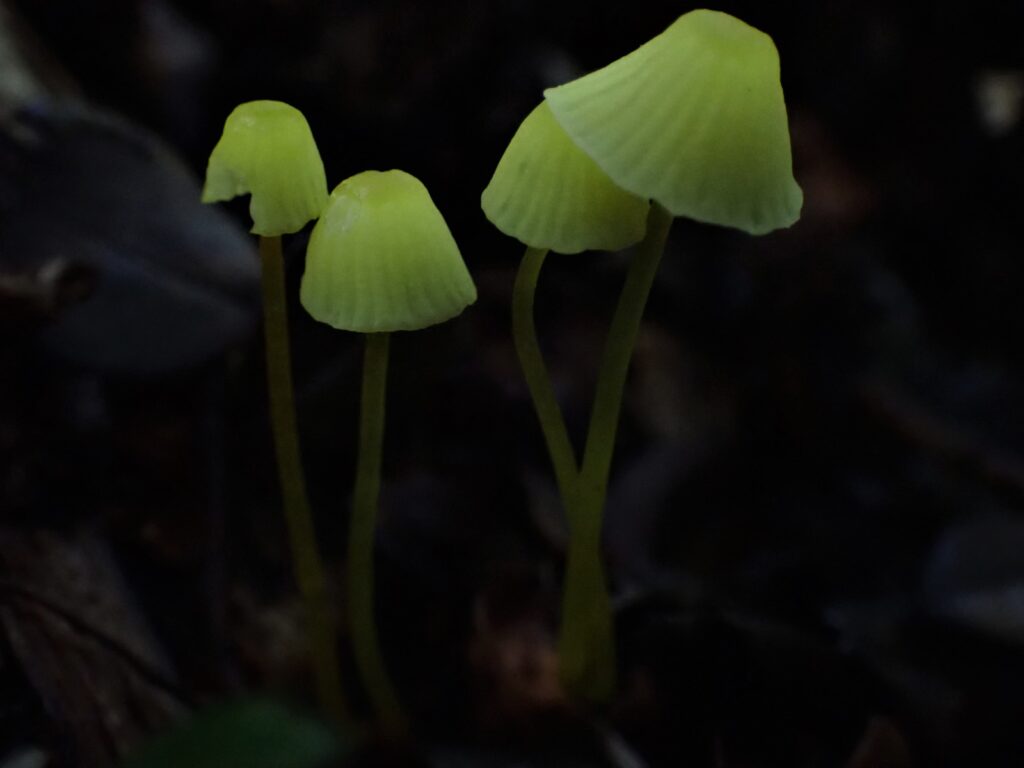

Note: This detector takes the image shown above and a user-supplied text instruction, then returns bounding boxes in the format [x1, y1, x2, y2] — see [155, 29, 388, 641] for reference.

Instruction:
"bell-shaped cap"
[544, 9, 802, 236]
[301, 170, 477, 332]
[202, 100, 328, 236]
[481, 102, 649, 254]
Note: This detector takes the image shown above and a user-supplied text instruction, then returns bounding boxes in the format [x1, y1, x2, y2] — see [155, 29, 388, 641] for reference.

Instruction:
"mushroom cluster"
[198, 5, 802, 729]
[482, 8, 802, 701]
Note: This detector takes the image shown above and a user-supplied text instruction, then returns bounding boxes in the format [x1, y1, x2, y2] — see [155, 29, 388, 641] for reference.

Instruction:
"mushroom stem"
[579, 203, 673, 513]
[513, 247, 618, 701]
[259, 234, 347, 725]
[558, 500, 614, 703]
[349, 331, 405, 732]
[559, 203, 674, 702]
[512, 247, 581, 516]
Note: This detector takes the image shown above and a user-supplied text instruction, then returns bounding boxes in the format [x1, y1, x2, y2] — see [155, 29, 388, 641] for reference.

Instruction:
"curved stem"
[559, 203, 674, 703]
[511, 208, 674, 705]
[259, 235, 347, 725]
[349, 332, 405, 733]
[512, 246, 614, 701]
[579, 203, 674, 516]
[512, 247, 581, 516]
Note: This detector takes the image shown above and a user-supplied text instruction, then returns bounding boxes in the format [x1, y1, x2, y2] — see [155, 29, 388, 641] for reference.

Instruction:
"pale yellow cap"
[301, 170, 477, 333]
[545, 10, 803, 235]
[202, 100, 328, 236]
[482, 102, 649, 254]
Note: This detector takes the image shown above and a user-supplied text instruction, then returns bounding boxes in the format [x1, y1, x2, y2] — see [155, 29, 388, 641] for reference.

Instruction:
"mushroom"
[202, 100, 344, 722]
[545, 4, 802, 550]
[301, 169, 476, 730]
[481, 101, 650, 703]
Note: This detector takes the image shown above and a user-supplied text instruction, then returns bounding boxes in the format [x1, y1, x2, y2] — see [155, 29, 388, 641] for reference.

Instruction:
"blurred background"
[0, 0, 1023, 766]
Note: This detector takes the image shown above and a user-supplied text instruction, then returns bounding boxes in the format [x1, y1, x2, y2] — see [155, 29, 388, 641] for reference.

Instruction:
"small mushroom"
[301, 169, 476, 731]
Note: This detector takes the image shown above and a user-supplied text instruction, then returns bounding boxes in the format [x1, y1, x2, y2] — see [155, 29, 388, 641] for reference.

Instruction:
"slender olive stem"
[510, 206, 673, 705]
[561, 203, 674, 703]
[512, 247, 581, 517]
[259, 235, 347, 725]
[579, 203, 674, 515]
[349, 332, 405, 733]
[507, 245, 610, 703]
[557, 508, 615, 703]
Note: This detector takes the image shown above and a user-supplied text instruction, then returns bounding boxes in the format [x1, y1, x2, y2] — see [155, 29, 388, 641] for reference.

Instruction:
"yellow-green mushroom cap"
[301, 170, 477, 333]
[481, 102, 649, 254]
[544, 9, 802, 236]
[202, 100, 328, 236]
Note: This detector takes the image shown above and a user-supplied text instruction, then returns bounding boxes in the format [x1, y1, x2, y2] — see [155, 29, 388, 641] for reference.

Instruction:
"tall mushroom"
[481, 100, 649, 701]
[202, 100, 346, 722]
[301, 169, 476, 731]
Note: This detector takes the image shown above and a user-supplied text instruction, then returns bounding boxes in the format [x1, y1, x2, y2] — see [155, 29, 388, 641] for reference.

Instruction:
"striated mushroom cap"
[301, 170, 477, 333]
[202, 100, 328, 236]
[544, 9, 802, 235]
[481, 102, 649, 254]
